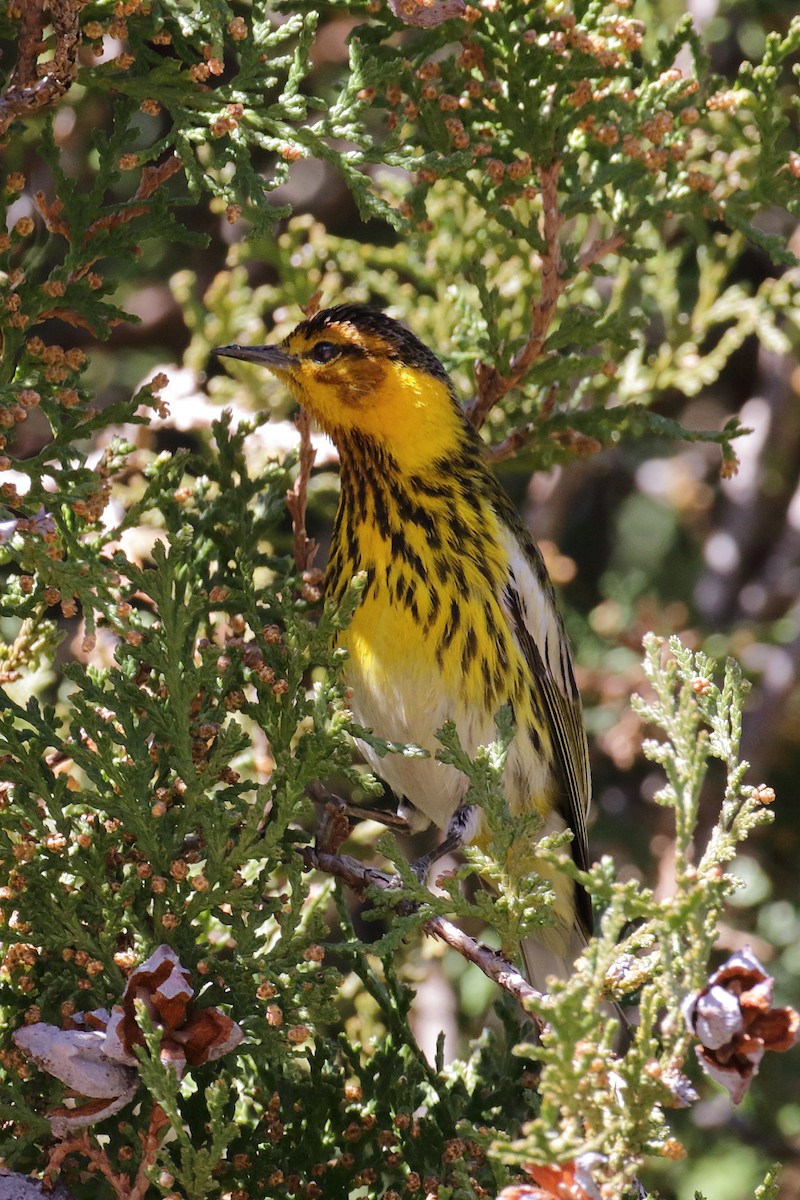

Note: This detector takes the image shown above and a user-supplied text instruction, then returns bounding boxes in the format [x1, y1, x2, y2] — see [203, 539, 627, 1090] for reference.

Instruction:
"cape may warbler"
[216, 306, 592, 991]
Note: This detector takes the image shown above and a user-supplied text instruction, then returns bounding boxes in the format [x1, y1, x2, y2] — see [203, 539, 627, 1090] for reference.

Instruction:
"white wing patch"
[501, 530, 579, 704]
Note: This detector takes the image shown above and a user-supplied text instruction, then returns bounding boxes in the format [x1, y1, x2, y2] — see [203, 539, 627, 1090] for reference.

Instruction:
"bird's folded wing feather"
[499, 523, 593, 935]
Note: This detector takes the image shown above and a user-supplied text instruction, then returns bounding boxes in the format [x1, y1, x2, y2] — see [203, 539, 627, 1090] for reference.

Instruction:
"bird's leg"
[345, 805, 413, 833]
[306, 782, 412, 834]
[409, 803, 479, 882]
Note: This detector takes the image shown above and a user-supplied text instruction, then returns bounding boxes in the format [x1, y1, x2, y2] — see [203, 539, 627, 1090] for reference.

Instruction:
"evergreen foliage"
[0, 1, 798, 1197]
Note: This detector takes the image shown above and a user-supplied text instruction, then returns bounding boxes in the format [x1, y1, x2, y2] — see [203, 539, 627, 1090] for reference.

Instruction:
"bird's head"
[215, 305, 465, 467]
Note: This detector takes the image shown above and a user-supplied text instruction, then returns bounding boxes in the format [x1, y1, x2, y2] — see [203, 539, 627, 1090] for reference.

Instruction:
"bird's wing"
[498, 521, 593, 936]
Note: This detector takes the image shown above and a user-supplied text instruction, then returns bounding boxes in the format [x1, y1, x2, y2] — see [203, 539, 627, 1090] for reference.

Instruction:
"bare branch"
[486, 424, 536, 464]
[44, 1104, 168, 1199]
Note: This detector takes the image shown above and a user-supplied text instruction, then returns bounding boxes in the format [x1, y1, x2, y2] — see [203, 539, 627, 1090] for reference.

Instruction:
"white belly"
[348, 655, 490, 831]
[347, 652, 553, 839]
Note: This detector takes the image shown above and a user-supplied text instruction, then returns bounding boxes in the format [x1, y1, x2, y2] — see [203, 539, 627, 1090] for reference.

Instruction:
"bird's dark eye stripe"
[305, 342, 367, 364]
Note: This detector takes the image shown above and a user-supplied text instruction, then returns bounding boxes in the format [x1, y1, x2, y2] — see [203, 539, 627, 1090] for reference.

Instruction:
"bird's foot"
[408, 802, 478, 884]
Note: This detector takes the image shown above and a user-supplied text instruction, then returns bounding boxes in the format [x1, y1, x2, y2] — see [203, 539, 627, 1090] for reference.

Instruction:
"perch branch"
[575, 232, 626, 273]
[302, 832, 545, 1029]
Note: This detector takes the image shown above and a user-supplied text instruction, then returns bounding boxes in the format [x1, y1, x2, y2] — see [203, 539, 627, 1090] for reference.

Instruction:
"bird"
[215, 305, 593, 993]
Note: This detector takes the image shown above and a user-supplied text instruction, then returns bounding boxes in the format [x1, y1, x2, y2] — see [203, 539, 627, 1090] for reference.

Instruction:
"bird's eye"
[309, 341, 341, 364]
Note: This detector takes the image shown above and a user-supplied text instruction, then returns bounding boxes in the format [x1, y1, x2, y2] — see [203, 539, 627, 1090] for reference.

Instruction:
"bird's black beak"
[213, 344, 298, 371]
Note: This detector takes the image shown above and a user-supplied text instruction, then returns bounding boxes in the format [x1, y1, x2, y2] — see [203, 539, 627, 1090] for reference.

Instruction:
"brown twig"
[46, 1130, 130, 1199]
[486, 423, 536, 464]
[79, 154, 185, 250]
[129, 1104, 170, 1200]
[44, 1103, 169, 1198]
[0, 1, 87, 139]
[29, 307, 100, 334]
[467, 161, 565, 429]
[466, 162, 626, 435]
[302, 842, 546, 1027]
[487, 423, 603, 465]
[135, 155, 185, 202]
[301, 290, 323, 318]
[575, 231, 626, 274]
[34, 193, 71, 240]
[485, 384, 559, 462]
[550, 429, 602, 457]
[285, 408, 320, 573]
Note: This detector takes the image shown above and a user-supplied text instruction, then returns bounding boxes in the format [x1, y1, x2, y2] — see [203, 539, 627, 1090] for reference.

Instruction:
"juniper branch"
[0, 0, 86, 138]
[302, 843, 545, 1029]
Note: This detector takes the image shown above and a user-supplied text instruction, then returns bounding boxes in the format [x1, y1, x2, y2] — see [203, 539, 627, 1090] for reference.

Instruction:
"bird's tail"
[519, 925, 587, 996]
[520, 927, 631, 1047]
[517, 856, 591, 994]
